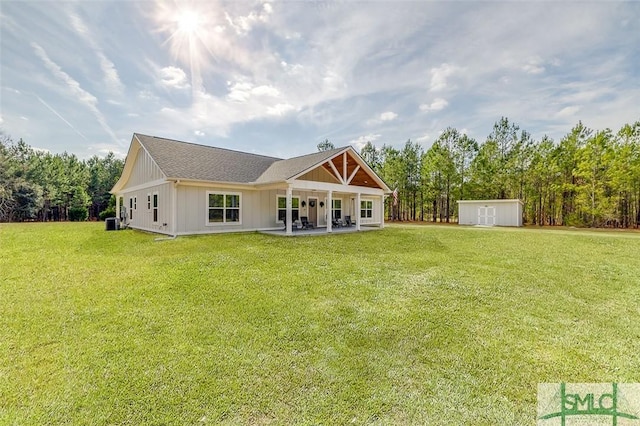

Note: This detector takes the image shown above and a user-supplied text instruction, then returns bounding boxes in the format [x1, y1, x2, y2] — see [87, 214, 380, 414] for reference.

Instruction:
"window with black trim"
[360, 200, 373, 218]
[277, 196, 299, 222]
[332, 199, 342, 219]
[153, 193, 158, 223]
[207, 192, 241, 224]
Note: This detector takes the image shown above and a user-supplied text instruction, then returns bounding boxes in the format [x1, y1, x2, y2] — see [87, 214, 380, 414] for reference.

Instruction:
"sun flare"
[176, 10, 200, 35]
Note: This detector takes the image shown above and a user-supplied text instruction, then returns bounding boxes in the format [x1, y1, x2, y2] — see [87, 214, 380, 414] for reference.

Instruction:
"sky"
[1, 1, 638, 160]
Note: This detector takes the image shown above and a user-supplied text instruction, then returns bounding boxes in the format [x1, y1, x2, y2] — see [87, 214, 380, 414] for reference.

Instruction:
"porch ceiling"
[321, 151, 381, 189]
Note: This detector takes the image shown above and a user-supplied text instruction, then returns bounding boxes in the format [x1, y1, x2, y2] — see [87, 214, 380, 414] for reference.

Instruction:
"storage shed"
[457, 199, 523, 227]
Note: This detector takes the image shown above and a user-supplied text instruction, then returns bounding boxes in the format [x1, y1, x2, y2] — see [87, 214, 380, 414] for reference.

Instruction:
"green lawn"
[1, 222, 639, 425]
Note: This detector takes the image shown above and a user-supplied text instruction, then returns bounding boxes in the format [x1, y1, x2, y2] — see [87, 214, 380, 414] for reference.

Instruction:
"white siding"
[172, 186, 385, 234]
[121, 182, 174, 234]
[176, 186, 283, 234]
[359, 197, 381, 225]
[457, 200, 523, 227]
[122, 147, 164, 189]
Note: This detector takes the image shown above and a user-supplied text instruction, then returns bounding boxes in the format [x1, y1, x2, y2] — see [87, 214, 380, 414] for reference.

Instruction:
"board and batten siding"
[457, 199, 523, 227]
[121, 182, 174, 234]
[176, 187, 335, 233]
[359, 197, 381, 225]
[173, 186, 383, 234]
[125, 147, 165, 188]
[297, 167, 340, 184]
[176, 186, 253, 234]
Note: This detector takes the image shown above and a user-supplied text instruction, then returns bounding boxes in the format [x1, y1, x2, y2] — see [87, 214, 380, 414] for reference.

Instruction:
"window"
[360, 200, 373, 218]
[332, 199, 342, 219]
[277, 196, 299, 222]
[207, 192, 241, 224]
[153, 192, 158, 223]
[147, 194, 151, 210]
[129, 197, 134, 220]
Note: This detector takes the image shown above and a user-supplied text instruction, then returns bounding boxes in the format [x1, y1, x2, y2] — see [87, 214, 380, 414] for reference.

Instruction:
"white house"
[457, 199, 523, 227]
[110, 134, 391, 236]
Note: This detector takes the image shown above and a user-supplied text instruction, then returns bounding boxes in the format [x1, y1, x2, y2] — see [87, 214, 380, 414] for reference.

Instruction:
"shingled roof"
[134, 133, 348, 184]
[135, 134, 281, 183]
[254, 147, 345, 183]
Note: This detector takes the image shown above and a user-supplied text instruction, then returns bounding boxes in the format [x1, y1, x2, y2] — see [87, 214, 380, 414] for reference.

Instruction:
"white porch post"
[286, 186, 293, 235]
[327, 190, 332, 233]
[115, 195, 120, 221]
[355, 192, 361, 231]
[380, 195, 385, 228]
[172, 182, 178, 236]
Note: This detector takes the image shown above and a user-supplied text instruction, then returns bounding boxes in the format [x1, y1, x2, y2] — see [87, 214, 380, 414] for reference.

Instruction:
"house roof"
[112, 133, 390, 193]
[254, 147, 345, 183]
[135, 133, 280, 183]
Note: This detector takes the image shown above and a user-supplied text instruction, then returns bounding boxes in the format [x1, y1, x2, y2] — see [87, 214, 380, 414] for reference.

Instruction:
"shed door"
[478, 206, 496, 225]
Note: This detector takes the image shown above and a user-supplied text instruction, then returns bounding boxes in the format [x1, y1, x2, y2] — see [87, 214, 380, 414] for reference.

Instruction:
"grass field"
[1, 222, 639, 425]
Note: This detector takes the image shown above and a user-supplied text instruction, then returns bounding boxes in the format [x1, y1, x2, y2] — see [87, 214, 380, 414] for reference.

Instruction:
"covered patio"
[260, 223, 381, 237]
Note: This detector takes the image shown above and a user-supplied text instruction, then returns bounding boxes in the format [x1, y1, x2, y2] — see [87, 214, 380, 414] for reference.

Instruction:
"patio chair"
[301, 216, 314, 229]
[344, 215, 354, 226]
[332, 218, 343, 228]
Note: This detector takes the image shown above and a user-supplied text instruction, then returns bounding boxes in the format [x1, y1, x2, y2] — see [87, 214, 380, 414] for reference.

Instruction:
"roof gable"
[254, 147, 345, 183]
[317, 149, 386, 189]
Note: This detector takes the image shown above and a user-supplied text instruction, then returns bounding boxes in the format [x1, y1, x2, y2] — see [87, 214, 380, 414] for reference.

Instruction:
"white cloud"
[419, 98, 449, 112]
[415, 133, 430, 143]
[280, 61, 304, 75]
[68, 11, 124, 94]
[160, 66, 190, 90]
[380, 111, 398, 121]
[556, 105, 580, 118]
[252, 85, 280, 97]
[227, 81, 252, 102]
[522, 57, 545, 74]
[267, 103, 295, 116]
[31, 42, 121, 145]
[194, 130, 205, 137]
[430, 63, 461, 92]
[227, 80, 280, 102]
[349, 133, 381, 151]
[225, 2, 272, 35]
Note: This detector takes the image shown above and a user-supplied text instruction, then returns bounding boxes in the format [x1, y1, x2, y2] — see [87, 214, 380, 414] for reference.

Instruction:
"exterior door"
[308, 197, 318, 227]
[478, 206, 496, 225]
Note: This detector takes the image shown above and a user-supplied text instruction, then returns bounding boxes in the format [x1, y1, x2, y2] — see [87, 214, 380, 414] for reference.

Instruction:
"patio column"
[115, 195, 120, 221]
[355, 192, 361, 231]
[380, 195, 385, 228]
[286, 186, 293, 235]
[327, 190, 332, 233]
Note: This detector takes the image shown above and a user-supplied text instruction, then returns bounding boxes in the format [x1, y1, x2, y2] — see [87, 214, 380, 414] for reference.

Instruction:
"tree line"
[3, 117, 639, 228]
[0, 134, 124, 222]
[361, 118, 640, 228]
